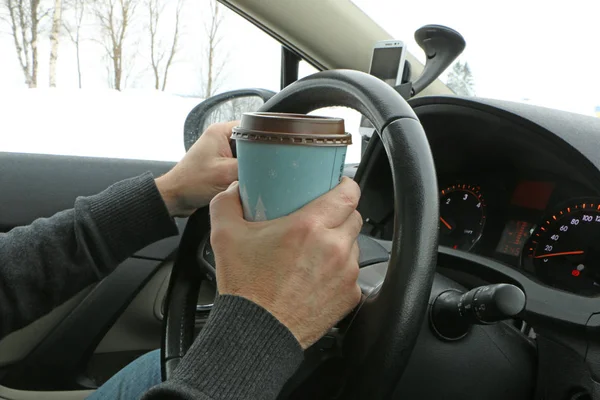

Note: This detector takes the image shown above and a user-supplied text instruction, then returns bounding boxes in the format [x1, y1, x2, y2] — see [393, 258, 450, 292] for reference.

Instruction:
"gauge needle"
[439, 216, 453, 230]
[535, 250, 585, 259]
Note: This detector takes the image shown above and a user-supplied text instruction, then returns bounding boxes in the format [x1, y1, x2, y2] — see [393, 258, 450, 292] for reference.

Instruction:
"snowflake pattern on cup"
[240, 184, 253, 220]
[254, 196, 267, 221]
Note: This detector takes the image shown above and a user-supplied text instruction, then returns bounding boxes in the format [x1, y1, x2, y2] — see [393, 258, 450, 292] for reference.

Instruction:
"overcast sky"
[0, 0, 598, 162]
[3, 0, 597, 112]
[353, 0, 600, 116]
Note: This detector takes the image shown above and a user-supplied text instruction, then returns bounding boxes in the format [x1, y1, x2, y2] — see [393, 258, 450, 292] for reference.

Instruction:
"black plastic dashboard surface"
[359, 96, 600, 298]
[354, 95, 600, 399]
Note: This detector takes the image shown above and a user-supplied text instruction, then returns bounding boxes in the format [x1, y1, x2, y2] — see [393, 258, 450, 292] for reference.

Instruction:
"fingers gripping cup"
[232, 112, 352, 221]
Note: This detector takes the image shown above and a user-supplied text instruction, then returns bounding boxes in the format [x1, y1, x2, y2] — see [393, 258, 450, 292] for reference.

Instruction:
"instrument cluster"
[437, 176, 600, 296]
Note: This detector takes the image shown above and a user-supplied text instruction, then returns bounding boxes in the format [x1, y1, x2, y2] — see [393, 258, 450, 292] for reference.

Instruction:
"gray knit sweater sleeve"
[0, 172, 179, 338]
[0, 171, 304, 399]
[143, 294, 304, 400]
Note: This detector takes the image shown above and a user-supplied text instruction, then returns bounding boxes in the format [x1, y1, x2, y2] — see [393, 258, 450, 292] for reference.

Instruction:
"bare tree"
[202, 96, 263, 130]
[447, 60, 475, 96]
[93, 0, 139, 90]
[62, 0, 85, 88]
[48, 0, 62, 87]
[147, 0, 183, 91]
[1, 0, 48, 87]
[201, 0, 225, 98]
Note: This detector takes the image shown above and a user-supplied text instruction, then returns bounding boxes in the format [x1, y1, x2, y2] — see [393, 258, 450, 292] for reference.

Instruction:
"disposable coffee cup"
[232, 112, 352, 221]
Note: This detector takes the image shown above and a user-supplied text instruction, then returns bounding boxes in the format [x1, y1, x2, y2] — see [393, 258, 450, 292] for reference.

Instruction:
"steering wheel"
[161, 70, 439, 399]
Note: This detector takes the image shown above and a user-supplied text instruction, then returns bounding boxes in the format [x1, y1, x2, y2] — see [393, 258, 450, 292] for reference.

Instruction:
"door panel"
[0, 152, 185, 393]
[0, 287, 94, 367]
[0, 258, 168, 390]
[0, 261, 174, 393]
[94, 262, 172, 354]
[0, 152, 175, 230]
[0, 387, 92, 400]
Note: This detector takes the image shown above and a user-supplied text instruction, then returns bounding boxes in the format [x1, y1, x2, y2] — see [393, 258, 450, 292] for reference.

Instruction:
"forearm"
[142, 295, 304, 400]
[0, 172, 178, 338]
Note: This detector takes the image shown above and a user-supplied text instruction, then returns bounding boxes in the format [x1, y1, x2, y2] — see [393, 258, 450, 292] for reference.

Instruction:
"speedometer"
[524, 200, 600, 295]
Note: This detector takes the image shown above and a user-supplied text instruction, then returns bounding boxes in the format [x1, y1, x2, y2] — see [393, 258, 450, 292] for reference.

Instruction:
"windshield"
[352, 0, 600, 117]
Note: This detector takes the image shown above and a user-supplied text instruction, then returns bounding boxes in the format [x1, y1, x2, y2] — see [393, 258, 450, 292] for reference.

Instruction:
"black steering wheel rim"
[162, 69, 439, 399]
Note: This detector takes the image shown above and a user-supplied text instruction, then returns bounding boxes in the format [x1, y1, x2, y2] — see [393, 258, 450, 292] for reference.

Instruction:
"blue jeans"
[86, 349, 162, 400]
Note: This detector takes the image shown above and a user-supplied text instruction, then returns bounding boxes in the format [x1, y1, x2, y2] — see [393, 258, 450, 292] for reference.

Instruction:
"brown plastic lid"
[232, 112, 351, 146]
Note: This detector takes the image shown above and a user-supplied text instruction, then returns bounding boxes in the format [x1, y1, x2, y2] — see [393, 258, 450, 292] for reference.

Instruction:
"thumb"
[210, 181, 244, 228]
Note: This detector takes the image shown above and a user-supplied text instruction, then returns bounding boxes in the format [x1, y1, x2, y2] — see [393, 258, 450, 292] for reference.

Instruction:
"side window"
[0, 0, 281, 162]
[299, 60, 318, 80]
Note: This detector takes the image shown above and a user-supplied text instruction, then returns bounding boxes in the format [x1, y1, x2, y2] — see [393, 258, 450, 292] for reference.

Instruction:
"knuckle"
[298, 216, 321, 235]
[339, 179, 361, 207]
[209, 190, 228, 209]
[203, 124, 218, 136]
[283, 217, 319, 245]
[350, 284, 362, 305]
[204, 122, 231, 139]
[210, 224, 233, 246]
[214, 161, 236, 183]
[208, 121, 226, 132]
[354, 180, 362, 197]
[339, 190, 359, 210]
[352, 210, 363, 229]
[327, 239, 347, 262]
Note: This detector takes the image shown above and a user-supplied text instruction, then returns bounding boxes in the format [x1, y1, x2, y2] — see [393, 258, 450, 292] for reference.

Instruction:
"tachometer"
[439, 184, 486, 251]
[524, 200, 600, 295]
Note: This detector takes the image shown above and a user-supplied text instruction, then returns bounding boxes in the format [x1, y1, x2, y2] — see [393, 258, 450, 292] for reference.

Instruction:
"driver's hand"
[155, 121, 238, 217]
[210, 177, 362, 349]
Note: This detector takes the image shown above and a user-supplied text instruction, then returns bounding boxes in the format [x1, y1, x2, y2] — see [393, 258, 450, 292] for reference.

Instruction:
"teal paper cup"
[232, 112, 352, 221]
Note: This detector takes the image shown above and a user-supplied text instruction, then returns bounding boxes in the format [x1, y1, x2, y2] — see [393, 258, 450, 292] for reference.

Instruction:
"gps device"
[360, 40, 407, 145]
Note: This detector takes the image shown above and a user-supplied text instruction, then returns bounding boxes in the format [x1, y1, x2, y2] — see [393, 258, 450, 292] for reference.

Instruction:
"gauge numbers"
[525, 201, 600, 295]
[439, 184, 486, 251]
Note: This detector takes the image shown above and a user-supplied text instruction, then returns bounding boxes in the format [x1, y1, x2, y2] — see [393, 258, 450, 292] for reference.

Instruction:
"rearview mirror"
[183, 89, 276, 151]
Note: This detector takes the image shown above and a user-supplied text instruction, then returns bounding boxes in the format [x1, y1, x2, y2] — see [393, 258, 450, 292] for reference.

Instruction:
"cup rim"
[238, 112, 346, 136]
[231, 127, 352, 147]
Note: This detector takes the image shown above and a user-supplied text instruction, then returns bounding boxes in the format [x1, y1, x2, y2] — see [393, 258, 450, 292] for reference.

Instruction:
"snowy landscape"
[0, 88, 364, 163]
[0, 89, 200, 162]
[2, 0, 597, 166]
[0, 0, 366, 163]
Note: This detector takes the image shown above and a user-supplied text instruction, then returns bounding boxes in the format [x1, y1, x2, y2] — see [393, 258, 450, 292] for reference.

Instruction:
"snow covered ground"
[0, 89, 363, 164]
[0, 89, 201, 162]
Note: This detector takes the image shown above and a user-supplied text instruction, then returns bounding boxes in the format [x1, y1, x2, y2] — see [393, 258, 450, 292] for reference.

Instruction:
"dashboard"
[437, 176, 600, 296]
[358, 96, 600, 298]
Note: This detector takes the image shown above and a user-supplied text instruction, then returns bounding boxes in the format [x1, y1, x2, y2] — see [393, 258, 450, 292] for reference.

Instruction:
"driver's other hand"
[155, 121, 239, 217]
[210, 177, 363, 349]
